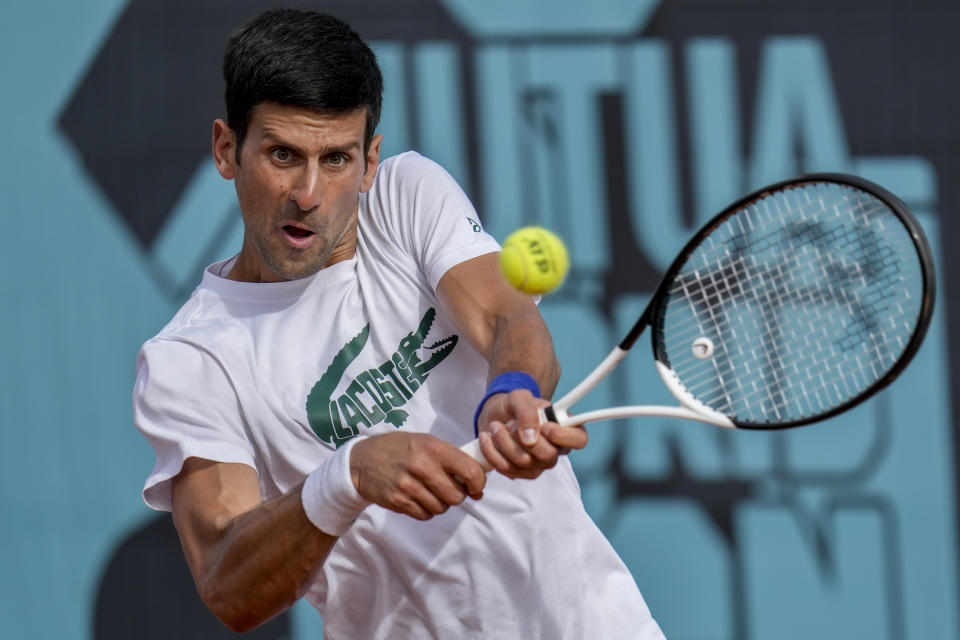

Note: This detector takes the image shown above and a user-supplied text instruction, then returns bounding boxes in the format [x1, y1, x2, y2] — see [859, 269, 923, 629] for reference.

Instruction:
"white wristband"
[301, 436, 371, 536]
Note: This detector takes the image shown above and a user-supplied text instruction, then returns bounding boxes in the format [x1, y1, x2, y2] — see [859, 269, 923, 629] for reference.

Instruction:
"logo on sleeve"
[306, 308, 459, 449]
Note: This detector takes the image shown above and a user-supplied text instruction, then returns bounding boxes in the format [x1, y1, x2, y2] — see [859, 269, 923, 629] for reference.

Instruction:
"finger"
[408, 450, 485, 508]
[387, 490, 435, 521]
[541, 423, 588, 451]
[490, 423, 547, 479]
[504, 414, 562, 465]
[519, 433, 563, 465]
[429, 439, 488, 496]
[482, 424, 537, 479]
[451, 456, 487, 497]
[394, 473, 452, 517]
[492, 420, 537, 469]
[503, 397, 563, 465]
[479, 427, 515, 476]
[507, 392, 543, 446]
[417, 466, 471, 508]
[533, 398, 554, 410]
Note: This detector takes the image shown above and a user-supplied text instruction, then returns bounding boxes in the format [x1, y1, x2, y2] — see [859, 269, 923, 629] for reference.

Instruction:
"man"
[134, 9, 665, 638]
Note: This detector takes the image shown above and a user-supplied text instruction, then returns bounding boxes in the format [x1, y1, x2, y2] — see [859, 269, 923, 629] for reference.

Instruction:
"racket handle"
[540, 405, 559, 424]
[459, 438, 492, 471]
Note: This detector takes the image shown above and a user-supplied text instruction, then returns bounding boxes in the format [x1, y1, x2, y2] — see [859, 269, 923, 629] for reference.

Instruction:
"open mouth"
[282, 224, 316, 248]
[284, 225, 314, 239]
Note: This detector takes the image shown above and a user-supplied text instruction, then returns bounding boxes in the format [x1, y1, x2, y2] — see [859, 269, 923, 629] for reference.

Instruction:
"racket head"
[645, 173, 935, 429]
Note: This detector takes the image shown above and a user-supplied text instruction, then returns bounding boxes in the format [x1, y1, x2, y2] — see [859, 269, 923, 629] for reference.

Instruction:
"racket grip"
[540, 405, 558, 424]
[459, 438, 492, 471]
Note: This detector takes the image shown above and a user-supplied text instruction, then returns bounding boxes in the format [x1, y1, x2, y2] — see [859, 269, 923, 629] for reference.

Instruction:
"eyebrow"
[261, 132, 362, 156]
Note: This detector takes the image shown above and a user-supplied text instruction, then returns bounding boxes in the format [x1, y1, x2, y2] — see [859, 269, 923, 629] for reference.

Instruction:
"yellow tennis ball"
[499, 226, 569, 295]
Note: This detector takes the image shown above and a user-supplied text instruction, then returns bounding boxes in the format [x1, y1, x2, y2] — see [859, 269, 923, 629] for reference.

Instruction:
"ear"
[212, 119, 237, 180]
[360, 134, 383, 193]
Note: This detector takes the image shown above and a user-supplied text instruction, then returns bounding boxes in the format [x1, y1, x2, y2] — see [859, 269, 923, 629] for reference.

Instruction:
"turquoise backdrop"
[2, 1, 957, 638]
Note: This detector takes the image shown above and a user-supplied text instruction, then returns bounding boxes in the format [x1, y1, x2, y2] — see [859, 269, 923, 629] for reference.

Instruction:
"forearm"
[436, 252, 584, 475]
[171, 454, 355, 633]
[174, 435, 486, 632]
[486, 311, 561, 399]
[177, 484, 336, 633]
[436, 253, 560, 399]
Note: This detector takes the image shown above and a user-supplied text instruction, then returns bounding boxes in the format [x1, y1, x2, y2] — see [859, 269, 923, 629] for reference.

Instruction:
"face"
[212, 103, 382, 282]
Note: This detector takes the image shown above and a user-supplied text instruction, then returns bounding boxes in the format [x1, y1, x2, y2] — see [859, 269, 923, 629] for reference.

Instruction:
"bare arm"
[171, 434, 486, 632]
[437, 252, 587, 477]
[171, 458, 330, 633]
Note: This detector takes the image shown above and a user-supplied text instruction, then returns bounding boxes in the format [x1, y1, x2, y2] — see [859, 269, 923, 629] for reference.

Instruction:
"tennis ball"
[499, 226, 569, 295]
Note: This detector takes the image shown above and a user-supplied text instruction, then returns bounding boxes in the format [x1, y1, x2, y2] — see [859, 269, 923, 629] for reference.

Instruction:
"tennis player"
[133, 9, 665, 638]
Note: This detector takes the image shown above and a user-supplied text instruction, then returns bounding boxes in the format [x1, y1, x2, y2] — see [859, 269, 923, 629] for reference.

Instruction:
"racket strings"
[698, 195, 911, 418]
[720, 191, 912, 417]
[671, 230, 908, 392]
[656, 183, 925, 425]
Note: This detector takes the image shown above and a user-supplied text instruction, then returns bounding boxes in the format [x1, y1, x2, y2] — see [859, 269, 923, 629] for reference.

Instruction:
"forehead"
[246, 102, 367, 146]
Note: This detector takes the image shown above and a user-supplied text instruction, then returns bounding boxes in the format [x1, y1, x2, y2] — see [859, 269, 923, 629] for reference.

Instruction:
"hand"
[476, 389, 588, 479]
[350, 432, 487, 521]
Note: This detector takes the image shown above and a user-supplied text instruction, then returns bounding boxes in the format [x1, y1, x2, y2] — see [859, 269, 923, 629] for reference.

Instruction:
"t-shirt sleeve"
[372, 152, 502, 290]
[133, 338, 257, 512]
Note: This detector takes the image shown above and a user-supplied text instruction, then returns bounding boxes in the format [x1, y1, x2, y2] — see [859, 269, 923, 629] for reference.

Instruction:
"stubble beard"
[252, 214, 351, 281]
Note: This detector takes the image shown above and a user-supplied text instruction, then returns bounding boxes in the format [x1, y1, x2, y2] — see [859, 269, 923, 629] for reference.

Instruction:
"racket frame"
[634, 172, 936, 429]
[462, 173, 936, 467]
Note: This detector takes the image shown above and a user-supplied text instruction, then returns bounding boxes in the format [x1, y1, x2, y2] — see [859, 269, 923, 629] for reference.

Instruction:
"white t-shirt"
[134, 152, 665, 639]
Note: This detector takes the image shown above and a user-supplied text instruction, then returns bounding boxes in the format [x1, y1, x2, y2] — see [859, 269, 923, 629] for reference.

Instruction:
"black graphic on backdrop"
[95, 515, 288, 639]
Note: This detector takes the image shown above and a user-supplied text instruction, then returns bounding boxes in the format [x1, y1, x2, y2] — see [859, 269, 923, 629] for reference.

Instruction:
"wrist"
[301, 435, 371, 536]
[473, 371, 541, 436]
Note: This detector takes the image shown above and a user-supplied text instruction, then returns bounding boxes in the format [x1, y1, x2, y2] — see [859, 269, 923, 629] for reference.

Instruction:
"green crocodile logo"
[306, 307, 458, 449]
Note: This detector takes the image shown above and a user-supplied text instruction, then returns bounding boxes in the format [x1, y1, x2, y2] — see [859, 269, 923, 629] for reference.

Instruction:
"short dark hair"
[223, 9, 383, 161]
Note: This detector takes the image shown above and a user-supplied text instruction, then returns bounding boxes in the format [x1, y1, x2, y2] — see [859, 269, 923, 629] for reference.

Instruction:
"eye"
[271, 147, 294, 163]
[327, 153, 348, 167]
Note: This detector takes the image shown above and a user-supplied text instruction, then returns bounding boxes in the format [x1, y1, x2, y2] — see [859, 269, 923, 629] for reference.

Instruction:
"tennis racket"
[461, 173, 936, 468]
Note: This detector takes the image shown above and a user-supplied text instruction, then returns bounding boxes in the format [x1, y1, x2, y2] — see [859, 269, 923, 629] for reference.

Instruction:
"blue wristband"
[473, 371, 541, 436]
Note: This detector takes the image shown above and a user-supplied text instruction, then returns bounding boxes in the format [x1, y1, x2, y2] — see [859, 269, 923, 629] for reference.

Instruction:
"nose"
[289, 165, 323, 211]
